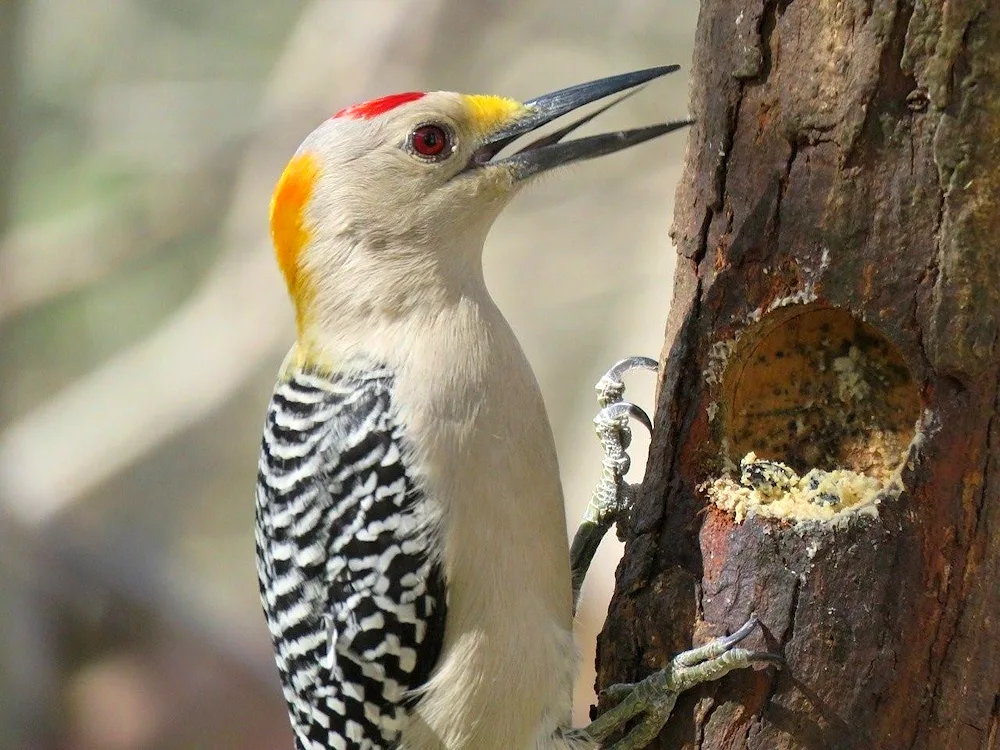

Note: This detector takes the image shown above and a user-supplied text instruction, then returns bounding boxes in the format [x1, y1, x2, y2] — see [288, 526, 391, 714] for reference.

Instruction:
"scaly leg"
[571, 356, 657, 614]
[570, 358, 782, 747]
[574, 615, 782, 749]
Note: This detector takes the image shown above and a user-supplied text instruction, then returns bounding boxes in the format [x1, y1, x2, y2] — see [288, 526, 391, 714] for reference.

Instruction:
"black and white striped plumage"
[255, 365, 447, 750]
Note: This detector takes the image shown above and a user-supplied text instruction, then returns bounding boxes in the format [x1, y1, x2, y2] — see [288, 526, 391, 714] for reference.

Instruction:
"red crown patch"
[333, 92, 426, 120]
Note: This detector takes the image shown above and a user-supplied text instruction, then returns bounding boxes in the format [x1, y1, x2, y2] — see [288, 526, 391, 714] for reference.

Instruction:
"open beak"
[473, 65, 691, 179]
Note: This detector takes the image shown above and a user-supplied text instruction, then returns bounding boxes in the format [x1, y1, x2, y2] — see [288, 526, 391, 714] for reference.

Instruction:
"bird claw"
[571, 357, 659, 612]
[596, 400, 652, 438]
[586, 358, 657, 528]
[574, 362, 784, 747]
[595, 356, 658, 409]
[583, 615, 782, 750]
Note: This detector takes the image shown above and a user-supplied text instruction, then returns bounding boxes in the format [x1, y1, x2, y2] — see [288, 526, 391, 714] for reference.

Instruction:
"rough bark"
[596, 2, 1000, 749]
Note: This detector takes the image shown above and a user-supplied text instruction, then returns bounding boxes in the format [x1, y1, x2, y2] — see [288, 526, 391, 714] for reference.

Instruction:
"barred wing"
[256, 367, 446, 750]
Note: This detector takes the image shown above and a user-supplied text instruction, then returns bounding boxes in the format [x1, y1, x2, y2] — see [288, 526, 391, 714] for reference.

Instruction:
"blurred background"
[0, 1, 697, 747]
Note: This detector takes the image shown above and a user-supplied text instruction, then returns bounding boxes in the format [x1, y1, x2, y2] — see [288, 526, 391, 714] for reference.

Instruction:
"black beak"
[474, 65, 691, 179]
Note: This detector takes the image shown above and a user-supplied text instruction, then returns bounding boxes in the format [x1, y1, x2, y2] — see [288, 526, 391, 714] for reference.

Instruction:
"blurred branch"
[0, 248, 289, 525]
[0, 77, 258, 322]
[0, 163, 238, 323]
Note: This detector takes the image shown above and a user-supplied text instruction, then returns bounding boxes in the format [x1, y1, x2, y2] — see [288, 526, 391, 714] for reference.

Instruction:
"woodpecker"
[256, 66, 776, 750]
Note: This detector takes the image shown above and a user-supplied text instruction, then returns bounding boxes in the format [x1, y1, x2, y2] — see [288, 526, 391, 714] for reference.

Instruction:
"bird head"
[269, 66, 689, 349]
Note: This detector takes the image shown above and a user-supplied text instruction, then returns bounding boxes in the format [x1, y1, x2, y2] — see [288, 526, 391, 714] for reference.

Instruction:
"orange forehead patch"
[270, 152, 320, 308]
[333, 91, 426, 120]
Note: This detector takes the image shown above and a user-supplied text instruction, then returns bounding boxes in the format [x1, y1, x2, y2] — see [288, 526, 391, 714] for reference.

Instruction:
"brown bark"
[596, 2, 1000, 749]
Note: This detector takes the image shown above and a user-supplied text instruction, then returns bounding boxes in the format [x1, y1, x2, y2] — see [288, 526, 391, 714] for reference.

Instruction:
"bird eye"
[409, 124, 452, 159]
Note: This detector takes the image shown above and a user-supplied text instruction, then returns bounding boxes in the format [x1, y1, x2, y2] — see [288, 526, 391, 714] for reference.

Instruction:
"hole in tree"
[708, 305, 921, 522]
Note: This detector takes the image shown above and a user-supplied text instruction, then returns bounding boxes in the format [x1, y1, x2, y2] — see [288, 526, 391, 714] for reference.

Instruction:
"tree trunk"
[596, 2, 1000, 749]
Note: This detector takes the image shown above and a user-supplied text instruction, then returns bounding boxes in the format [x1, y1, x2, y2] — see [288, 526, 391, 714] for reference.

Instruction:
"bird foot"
[586, 356, 657, 528]
[578, 615, 782, 749]
[567, 360, 783, 747]
[571, 357, 657, 611]
[595, 356, 658, 409]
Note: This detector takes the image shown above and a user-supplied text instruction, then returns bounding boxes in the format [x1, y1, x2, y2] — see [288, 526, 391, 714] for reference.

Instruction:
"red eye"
[410, 124, 450, 158]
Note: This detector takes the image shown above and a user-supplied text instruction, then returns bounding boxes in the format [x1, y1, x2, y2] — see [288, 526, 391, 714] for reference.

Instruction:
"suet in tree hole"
[705, 305, 921, 524]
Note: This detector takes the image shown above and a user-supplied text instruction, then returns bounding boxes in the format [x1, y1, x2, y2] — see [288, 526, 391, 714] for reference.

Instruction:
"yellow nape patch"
[270, 152, 320, 311]
[462, 94, 526, 134]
